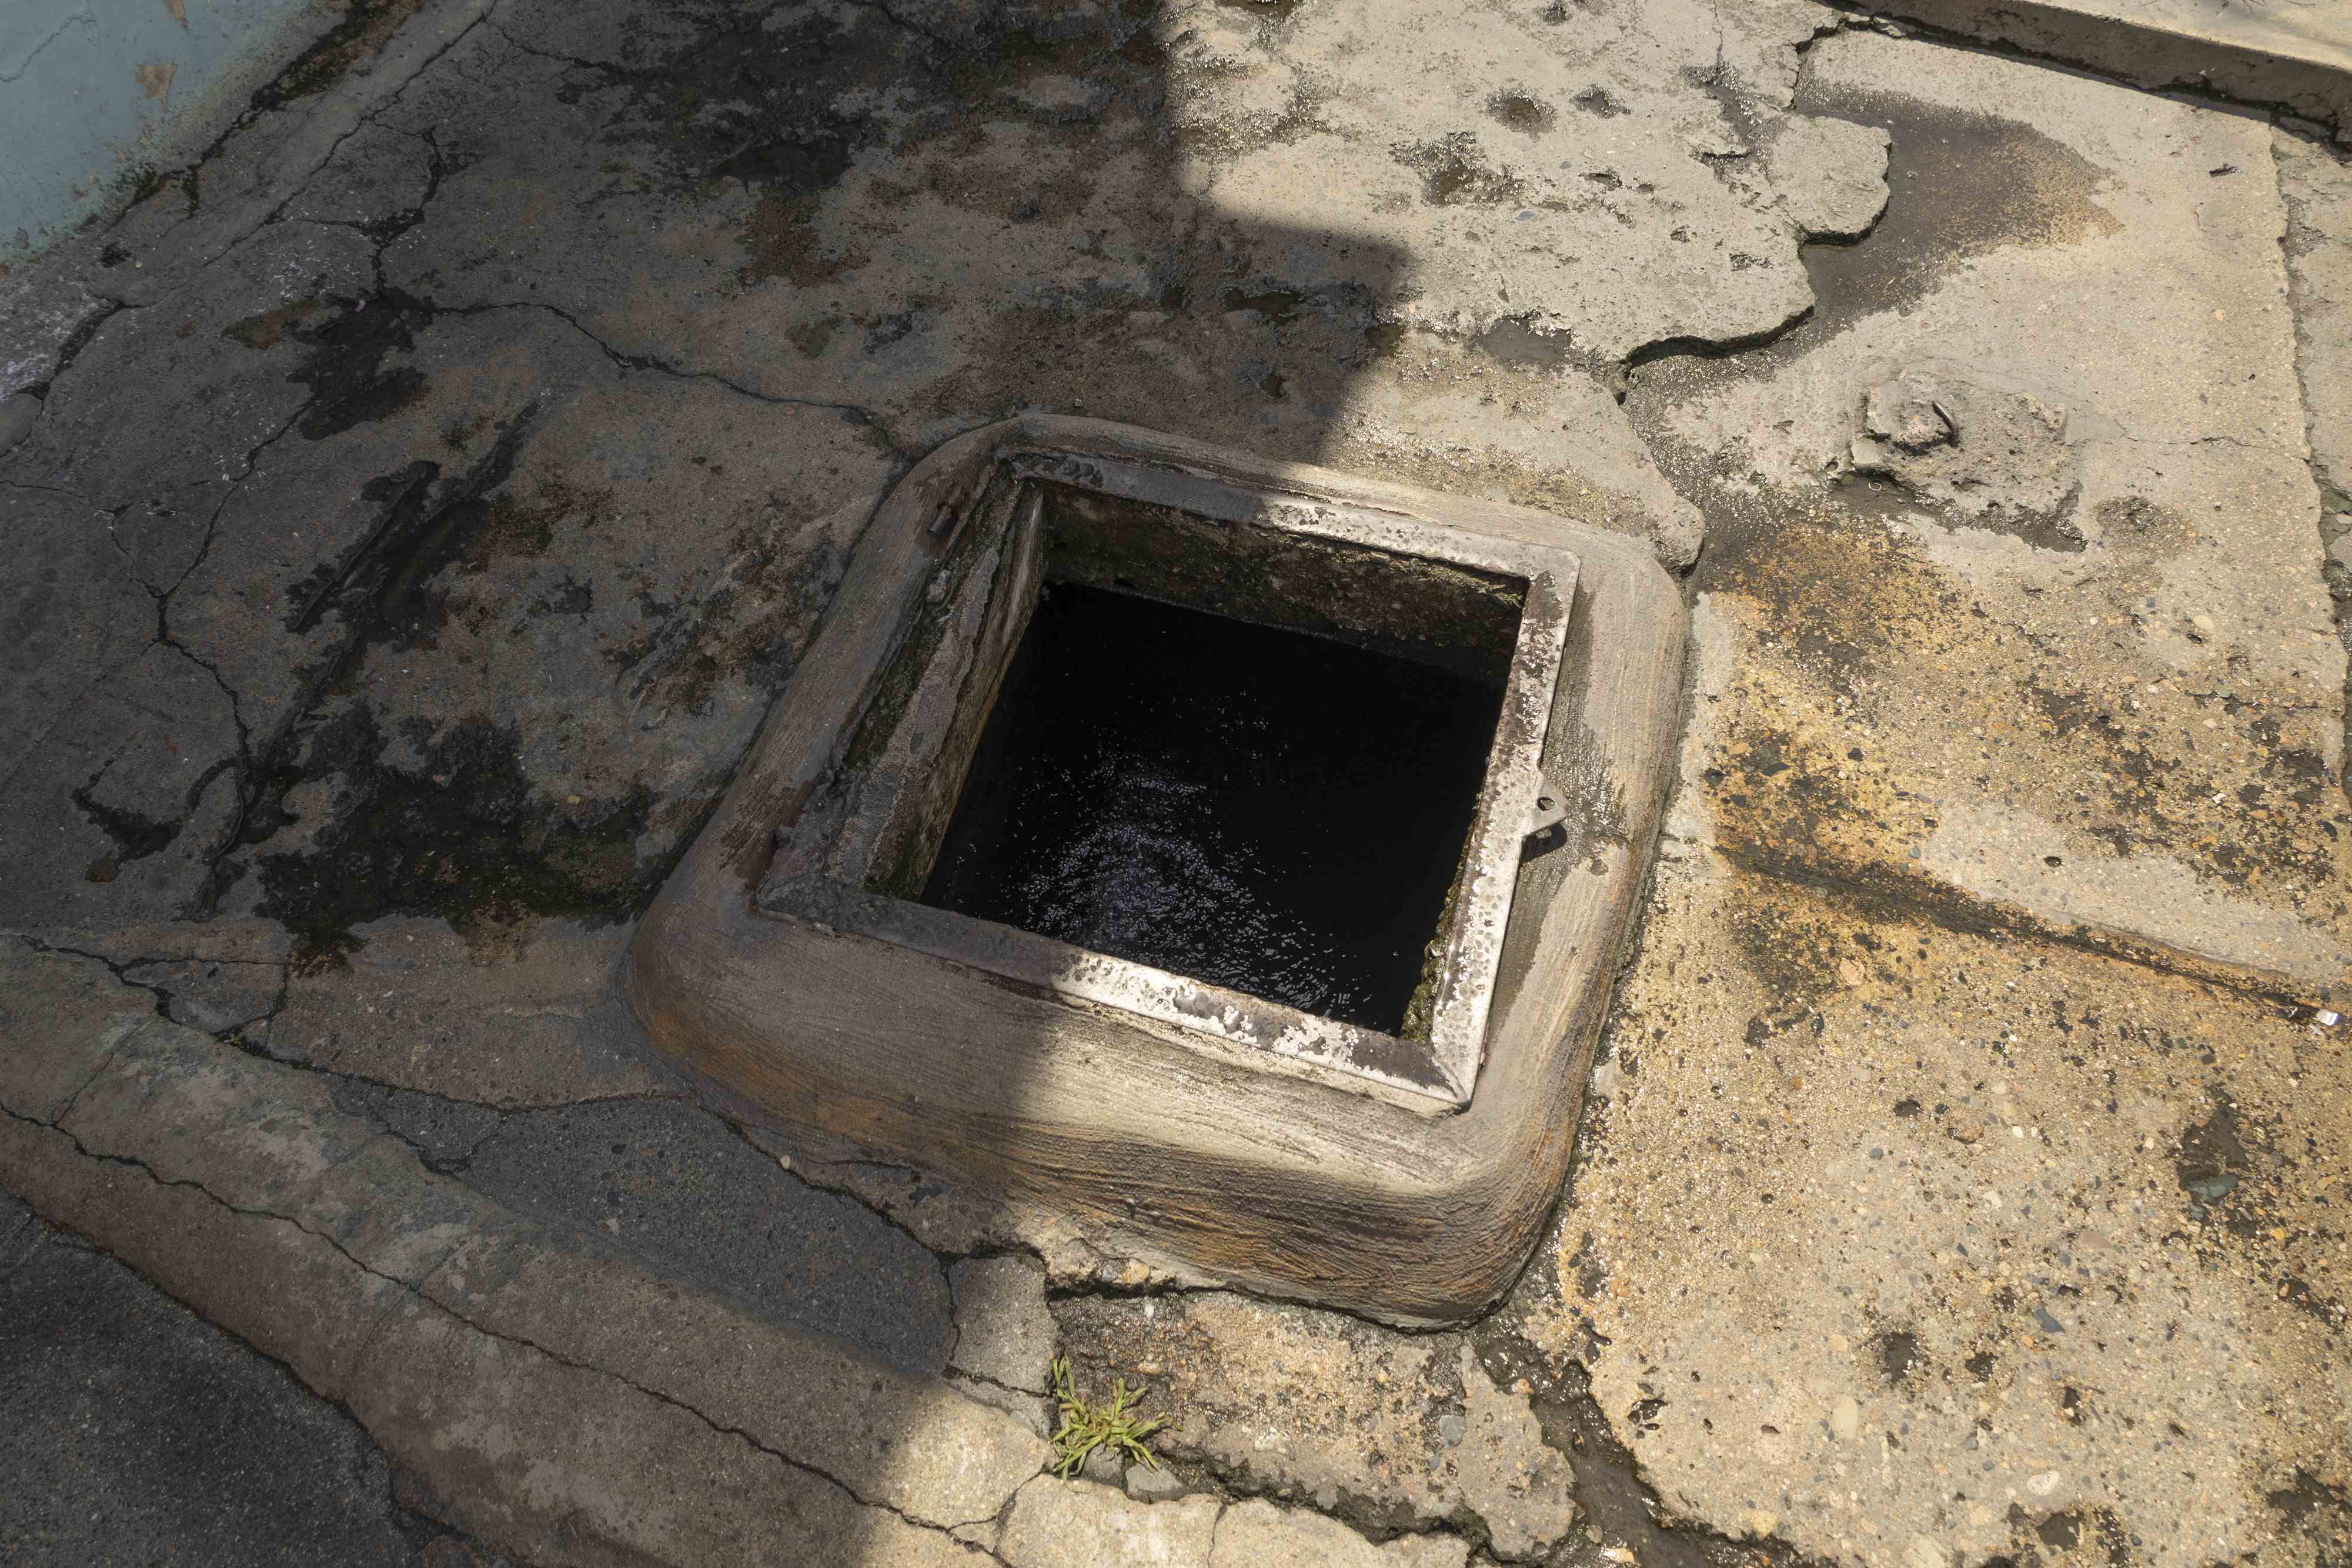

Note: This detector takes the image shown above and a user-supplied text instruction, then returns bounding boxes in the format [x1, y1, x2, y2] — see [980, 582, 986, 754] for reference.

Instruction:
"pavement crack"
[21, 937, 331, 1104]
[286, 0, 498, 226]
[1790, 9, 1857, 66]
[49, 1051, 129, 1128]
[948, 1365, 1047, 1405]
[2, 1102, 455, 1303]
[300, 286, 911, 461]
[479, 297, 910, 451]
[305, 1064, 689, 1168]
[104, 0, 493, 292]
[131, 343, 345, 855]
[192, 383, 534, 899]
[2096, 430, 2299, 460]
[148, 612, 259, 875]
[713, 1115, 962, 1273]
[477, 16, 627, 76]
[0, 6, 95, 85]
[1616, 302, 1815, 397]
[8, 932, 177, 1032]
[7, 1096, 1008, 1555]
[404, 1256, 1007, 1549]
[0, 478, 102, 507]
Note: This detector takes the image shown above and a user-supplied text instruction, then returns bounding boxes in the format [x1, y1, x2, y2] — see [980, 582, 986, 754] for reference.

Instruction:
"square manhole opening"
[759, 450, 1580, 1110]
[917, 578, 1504, 1037]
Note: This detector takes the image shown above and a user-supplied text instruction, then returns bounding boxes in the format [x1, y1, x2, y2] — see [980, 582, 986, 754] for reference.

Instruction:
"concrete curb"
[0, 954, 1048, 1565]
[1848, 0, 2352, 139]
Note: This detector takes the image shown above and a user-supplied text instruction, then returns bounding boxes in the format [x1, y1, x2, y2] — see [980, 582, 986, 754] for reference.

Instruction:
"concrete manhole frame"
[626, 416, 1686, 1324]
[761, 443, 1581, 1111]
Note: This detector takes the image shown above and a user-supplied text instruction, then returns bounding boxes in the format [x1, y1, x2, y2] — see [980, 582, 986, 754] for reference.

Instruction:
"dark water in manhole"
[920, 583, 1505, 1033]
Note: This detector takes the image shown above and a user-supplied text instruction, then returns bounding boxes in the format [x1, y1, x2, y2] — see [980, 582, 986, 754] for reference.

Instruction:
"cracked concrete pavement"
[4, 0, 2351, 1563]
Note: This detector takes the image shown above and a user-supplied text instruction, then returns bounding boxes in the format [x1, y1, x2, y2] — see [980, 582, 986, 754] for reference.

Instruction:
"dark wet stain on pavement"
[1626, 85, 2122, 426]
[252, 707, 654, 972]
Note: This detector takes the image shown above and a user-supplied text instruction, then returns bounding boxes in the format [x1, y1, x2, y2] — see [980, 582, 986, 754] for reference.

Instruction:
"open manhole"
[758, 453, 1578, 1105]
[920, 582, 1503, 1036]
[629, 418, 1683, 1322]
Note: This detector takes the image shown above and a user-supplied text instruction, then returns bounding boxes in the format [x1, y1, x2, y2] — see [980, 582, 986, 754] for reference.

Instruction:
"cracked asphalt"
[2, 1191, 515, 1568]
[4, 0, 2351, 1564]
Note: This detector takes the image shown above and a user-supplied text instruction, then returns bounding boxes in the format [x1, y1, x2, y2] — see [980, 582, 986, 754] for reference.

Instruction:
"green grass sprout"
[1047, 1355, 1167, 1479]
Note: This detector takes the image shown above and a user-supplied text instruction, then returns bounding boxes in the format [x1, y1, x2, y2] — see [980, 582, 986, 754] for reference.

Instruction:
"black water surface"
[920, 584, 1505, 1034]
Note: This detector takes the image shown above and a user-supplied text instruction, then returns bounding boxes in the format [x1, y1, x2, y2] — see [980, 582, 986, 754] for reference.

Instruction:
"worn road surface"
[4, 0, 2350, 1564]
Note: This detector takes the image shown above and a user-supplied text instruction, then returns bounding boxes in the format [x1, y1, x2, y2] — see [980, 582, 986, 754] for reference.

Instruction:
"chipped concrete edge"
[1838, 0, 2352, 138]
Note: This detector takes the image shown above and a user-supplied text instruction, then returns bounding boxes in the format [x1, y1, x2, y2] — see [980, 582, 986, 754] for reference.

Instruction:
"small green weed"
[1047, 1355, 1166, 1479]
